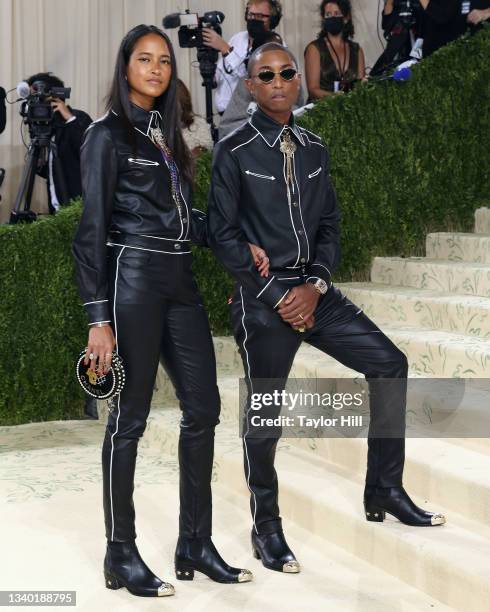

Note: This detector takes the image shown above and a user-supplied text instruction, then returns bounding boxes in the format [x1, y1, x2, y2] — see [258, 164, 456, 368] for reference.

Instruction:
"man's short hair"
[247, 42, 298, 78]
[26, 72, 64, 89]
[247, 0, 283, 25]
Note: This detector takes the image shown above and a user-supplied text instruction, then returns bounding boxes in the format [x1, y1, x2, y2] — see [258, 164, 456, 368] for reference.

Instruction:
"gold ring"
[299, 314, 304, 320]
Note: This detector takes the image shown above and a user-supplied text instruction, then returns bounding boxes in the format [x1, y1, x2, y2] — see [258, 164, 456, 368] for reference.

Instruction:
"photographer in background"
[26, 73, 95, 418]
[202, 0, 284, 114]
[26, 72, 92, 214]
[418, 0, 490, 57]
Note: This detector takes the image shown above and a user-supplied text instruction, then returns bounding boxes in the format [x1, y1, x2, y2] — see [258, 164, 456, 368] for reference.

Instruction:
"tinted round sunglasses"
[254, 68, 298, 84]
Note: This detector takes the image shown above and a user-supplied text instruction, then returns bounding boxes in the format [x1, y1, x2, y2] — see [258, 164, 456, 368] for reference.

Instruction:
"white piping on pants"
[109, 246, 125, 541]
[240, 286, 259, 534]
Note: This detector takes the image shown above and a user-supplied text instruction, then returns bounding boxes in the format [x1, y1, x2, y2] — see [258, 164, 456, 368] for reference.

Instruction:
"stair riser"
[371, 258, 490, 298]
[426, 233, 490, 264]
[475, 207, 490, 234]
[338, 286, 490, 339]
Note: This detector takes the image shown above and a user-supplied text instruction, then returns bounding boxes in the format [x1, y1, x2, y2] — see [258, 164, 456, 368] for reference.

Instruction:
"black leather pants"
[230, 280, 408, 536]
[103, 244, 220, 542]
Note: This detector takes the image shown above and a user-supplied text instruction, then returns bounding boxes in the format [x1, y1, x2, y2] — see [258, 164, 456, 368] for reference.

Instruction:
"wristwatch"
[311, 278, 329, 295]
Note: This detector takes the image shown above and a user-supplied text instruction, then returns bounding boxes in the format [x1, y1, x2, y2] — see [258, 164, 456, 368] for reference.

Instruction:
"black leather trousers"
[230, 280, 408, 536]
[103, 243, 220, 542]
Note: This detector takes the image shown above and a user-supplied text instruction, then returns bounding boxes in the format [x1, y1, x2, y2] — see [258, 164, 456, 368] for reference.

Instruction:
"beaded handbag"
[75, 349, 126, 400]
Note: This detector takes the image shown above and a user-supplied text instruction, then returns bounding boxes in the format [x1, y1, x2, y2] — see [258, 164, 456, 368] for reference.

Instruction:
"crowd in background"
[7, 0, 490, 220]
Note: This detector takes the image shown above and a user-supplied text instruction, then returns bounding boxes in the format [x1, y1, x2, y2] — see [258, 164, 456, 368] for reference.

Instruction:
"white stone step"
[444, 437, 490, 456]
[382, 325, 490, 377]
[0, 419, 454, 612]
[426, 232, 490, 263]
[371, 256, 490, 298]
[215, 428, 490, 612]
[475, 206, 490, 233]
[338, 282, 490, 339]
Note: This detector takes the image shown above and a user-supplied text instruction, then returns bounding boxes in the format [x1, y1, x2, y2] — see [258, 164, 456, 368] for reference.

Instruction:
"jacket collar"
[129, 102, 162, 136]
[249, 106, 305, 148]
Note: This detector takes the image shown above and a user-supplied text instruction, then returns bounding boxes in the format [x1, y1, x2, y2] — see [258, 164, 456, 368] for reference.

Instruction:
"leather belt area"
[107, 232, 192, 254]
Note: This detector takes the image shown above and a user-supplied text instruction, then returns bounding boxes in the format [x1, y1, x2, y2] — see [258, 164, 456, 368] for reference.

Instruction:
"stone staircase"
[2, 208, 490, 611]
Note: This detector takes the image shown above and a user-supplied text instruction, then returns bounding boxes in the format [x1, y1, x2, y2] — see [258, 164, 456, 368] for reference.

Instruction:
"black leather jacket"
[207, 106, 341, 309]
[72, 102, 206, 324]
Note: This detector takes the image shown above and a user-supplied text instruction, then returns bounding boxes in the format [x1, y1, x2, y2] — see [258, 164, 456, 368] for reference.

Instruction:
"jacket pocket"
[308, 166, 322, 179]
[244, 170, 276, 181]
[128, 158, 160, 166]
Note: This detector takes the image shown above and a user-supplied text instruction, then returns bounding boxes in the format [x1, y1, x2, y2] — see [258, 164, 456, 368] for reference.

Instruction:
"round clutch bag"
[75, 349, 126, 400]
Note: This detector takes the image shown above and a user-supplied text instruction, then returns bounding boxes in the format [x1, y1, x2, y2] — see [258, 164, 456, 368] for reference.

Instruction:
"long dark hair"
[177, 79, 195, 130]
[106, 24, 193, 183]
[318, 0, 355, 40]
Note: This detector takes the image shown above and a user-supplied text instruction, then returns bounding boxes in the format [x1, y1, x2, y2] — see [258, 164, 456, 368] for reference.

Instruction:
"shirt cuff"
[255, 276, 290, 309]
[223, 48, 243, 73]
[83, 299, 111, 325]
[274, 289, 290, 309]
[307, 264, 332, 287]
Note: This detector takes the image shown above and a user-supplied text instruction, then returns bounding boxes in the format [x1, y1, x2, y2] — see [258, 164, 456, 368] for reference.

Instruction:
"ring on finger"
[89, 352, 95, 360]
[298, 313, 304, 321]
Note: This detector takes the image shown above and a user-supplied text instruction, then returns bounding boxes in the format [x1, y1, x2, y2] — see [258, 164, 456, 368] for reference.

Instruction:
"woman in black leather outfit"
[72, 25, 264, 597]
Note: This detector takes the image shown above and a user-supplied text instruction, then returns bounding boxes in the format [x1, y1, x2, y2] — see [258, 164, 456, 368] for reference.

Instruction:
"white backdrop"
[0, 0, 382, 222]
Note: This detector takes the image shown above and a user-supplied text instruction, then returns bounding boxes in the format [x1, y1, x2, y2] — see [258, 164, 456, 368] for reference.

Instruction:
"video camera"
[20, 80, 71, 142]
[163, 10, 224, 48]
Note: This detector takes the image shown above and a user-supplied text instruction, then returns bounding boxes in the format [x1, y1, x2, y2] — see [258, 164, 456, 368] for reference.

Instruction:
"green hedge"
[1, 29, 489, 425]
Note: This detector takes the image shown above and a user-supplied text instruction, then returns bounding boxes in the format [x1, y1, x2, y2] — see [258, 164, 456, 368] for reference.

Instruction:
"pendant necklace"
[280, 128, 297, 192]
[149, 126, 184, 225]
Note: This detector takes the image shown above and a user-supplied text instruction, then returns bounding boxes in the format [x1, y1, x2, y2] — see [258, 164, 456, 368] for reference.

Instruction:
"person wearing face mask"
[304, 0, 365, 101]
[202, 0, 284, 115]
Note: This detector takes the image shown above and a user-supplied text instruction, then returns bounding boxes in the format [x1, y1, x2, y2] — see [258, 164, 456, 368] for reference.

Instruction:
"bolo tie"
[279, 128, 306, 332]
[280, 128, 297, 194]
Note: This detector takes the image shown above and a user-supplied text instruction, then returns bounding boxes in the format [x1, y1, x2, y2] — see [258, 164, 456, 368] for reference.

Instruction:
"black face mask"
[322, 16, 344, 36]
[247, 19, 268, 43]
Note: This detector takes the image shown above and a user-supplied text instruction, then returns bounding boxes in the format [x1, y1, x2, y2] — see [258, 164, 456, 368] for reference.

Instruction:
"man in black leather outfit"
[208, 42, 446, 574]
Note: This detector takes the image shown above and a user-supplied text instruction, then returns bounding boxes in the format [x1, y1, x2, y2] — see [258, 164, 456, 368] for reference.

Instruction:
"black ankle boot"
[251, 530, 301, 573]
[364, 485, 446, 526]
[174, 536, 253, 583]
[104, 540, 175, 597]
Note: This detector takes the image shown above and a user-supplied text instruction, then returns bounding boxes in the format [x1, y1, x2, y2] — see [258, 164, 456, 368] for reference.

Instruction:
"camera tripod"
[197, 47, 220, 144]
[10, 130, 66, 224]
